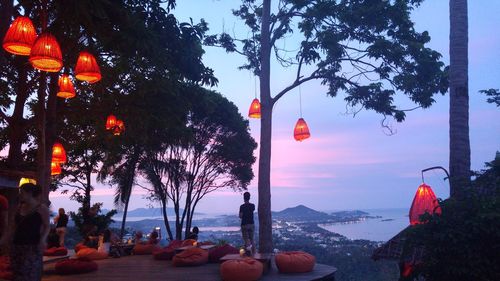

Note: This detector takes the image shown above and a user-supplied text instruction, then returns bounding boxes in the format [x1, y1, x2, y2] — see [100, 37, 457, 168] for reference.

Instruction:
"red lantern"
[75, 51, 101, 83]
[52, 142, 67, 164]
[29, 33, 63, 72]
[2, 16, 37, 56]
[293, 118, 311, 141]
[248, 98, 261, 119]
[105, 114, 117, 130]
[51, 162, 61, 176]
[409, 183, 441, 225]
[57, 75, 76, 99]
[113, 119, 125, 135]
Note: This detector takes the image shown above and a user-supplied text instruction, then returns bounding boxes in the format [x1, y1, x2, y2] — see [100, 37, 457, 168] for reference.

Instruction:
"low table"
[110, 243, 135, 256]
[175, 245, 215, 254]
[220, 253, 273, 274]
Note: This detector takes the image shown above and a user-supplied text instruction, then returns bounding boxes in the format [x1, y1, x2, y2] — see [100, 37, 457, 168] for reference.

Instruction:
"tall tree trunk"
[258, 0, 273, 254]
[36, 73, 50, 203]
[161, 196, 173, 241]
[449, 0, 470, 198]
[119, 190, 131, 239]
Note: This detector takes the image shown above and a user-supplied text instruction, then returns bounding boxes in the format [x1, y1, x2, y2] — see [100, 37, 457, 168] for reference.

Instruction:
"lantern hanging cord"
[40, 0, 48, 31]
[254, 75, 257, 99]
[421, 166, 450, 183]
[299, 85, 303, 118]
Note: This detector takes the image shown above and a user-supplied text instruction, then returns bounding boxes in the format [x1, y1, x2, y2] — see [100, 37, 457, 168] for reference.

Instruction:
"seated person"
[148, 230, 159, 245]
[186, 226, 199, 240]
[133, 231, 144, 244]
[47, 227, 60, 249]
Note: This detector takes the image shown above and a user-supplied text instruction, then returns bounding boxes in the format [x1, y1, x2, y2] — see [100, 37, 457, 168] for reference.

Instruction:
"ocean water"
[319, 208, 409, 242]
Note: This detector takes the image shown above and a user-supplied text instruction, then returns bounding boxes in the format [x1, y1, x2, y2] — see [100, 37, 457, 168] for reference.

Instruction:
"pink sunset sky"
[47, 0, 499, 214]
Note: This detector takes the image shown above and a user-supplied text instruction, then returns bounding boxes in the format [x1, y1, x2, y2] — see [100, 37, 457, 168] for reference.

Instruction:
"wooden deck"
[42, 254, 336, 281]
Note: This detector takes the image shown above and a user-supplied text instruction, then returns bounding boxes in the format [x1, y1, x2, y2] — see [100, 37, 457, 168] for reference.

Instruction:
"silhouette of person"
[239, 192, 255, 254]
[187, 226, 199, 240]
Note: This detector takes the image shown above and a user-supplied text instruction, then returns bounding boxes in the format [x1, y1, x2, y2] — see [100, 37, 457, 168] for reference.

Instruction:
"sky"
[49, 0, 500, 215]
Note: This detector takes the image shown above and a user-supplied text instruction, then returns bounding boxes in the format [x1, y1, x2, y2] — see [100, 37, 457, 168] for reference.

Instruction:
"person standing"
[54, 208, 68, 247]
[10, 183, 50, 281]
[239, 192, 255, 254]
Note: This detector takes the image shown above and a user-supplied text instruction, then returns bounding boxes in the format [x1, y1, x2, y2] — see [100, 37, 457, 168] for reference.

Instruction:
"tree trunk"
[449, 0, 470, 198]
[161, 196, 173, 241]
[257, 0, 273, 254]
[119, 191, 131, 239]
[36, 73, 49, 203]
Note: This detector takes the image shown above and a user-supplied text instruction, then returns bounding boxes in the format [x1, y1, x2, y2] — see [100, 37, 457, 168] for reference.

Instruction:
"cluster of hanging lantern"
[51, 142, 67, 176]
[105, 114, 125, 136]
[2, 15, 102, 99]
[247, 87, 311, 142]
[3, 14, 104, 177]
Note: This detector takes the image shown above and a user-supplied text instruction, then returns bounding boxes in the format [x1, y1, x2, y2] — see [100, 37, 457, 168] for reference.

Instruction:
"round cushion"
[74, 243, 87, 253]
[275, 251, 315, 273]
[220, 258, 263, 281]
[181, 239, 197, 247]
[209, 244, 239, 263]
[153, 240, 182, 260]
[76, 248, 108, 260]
[55, 259, 98, 275]
[44, 247, 68, 256]
[172, 247, 208, 267]
[133, 243, 161, 255]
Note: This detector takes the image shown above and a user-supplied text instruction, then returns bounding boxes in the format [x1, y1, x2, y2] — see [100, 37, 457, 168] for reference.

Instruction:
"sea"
[319, 208, 409, 242]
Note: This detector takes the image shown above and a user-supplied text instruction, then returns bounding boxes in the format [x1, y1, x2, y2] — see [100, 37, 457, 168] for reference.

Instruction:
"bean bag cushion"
[172, 247, 208, 267]
[44, 246, 68, 256]
[220, 258, 263, 281]
[74, 243, 87, 253]
[153, 240, 182, 260]
[275, 251, 315, 273]
[198, 241, 214, 246]
[55, 259, 98, 275]
[209, 244, 239, 263]
[133, 243, 161, 255]
[181, 239, 197, 247]
[76, 248, 108, 260]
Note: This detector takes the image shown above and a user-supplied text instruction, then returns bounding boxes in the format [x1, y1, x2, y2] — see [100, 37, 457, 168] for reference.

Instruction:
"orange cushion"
[209, 244, 239, 263]
[133, 243, 161, 255]
[76, 248, 108, 260]
[172, 247, 208, 267]
[220, 258, 263, 281]
[275, 251, 315, 273]
[74, 243, 87, 253]
[153, 240, 182, 260]
[44, 247, 68, 256]
[181, 239, 197, 247]
[55, 259, 98, 275]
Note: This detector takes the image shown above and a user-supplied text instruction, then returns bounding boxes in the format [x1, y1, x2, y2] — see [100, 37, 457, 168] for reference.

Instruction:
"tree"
[206, 0, 448, 252]
[479, 89, 500, 107]
[141, 87, 257, 240]
[449, 0, 470, 198]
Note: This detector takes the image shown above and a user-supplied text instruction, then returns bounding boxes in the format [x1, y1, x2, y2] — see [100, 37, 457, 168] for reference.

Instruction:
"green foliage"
[479, 89, 500, 107]
[403, 156, 500, 281]
[70, 202, 117, 236]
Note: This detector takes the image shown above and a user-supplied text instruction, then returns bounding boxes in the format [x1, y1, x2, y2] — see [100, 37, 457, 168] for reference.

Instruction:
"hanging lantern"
[113, 119, 125, 136]
[75, 51, 101, 83]
[57, 75, 76, 99]
[105, 114, 117, 130]
[19, 177, 37, 187]
[29, 33, 63, 72]
[51, 162, 61, 176]
[52, 142, 67, 164]
[293, 118, 311, 141]
[409, 183, 441, 225]
[248, 98, 261, 119]
[2, 16, 37, 56]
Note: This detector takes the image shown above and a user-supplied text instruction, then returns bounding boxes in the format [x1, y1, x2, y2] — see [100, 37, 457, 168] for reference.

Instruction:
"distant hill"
[272, 205, 333, 221]
[113, 207, 204, 218]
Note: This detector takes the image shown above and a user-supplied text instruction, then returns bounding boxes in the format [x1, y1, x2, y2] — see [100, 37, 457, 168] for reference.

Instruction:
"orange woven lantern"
[57, 75, 76, 99]
[409, 183, 441, 225]
[105, 114, 117, 130]
[75, 51, 101, 83]
[52, 142, 67, 164]
[113, 120, 125, 135]
[51, 162, 61, 176]
[293, 118, 310, 141]
[2, 16, 37, 56]
[248, 98, 261, 119]
[29, 33, 63, 72]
